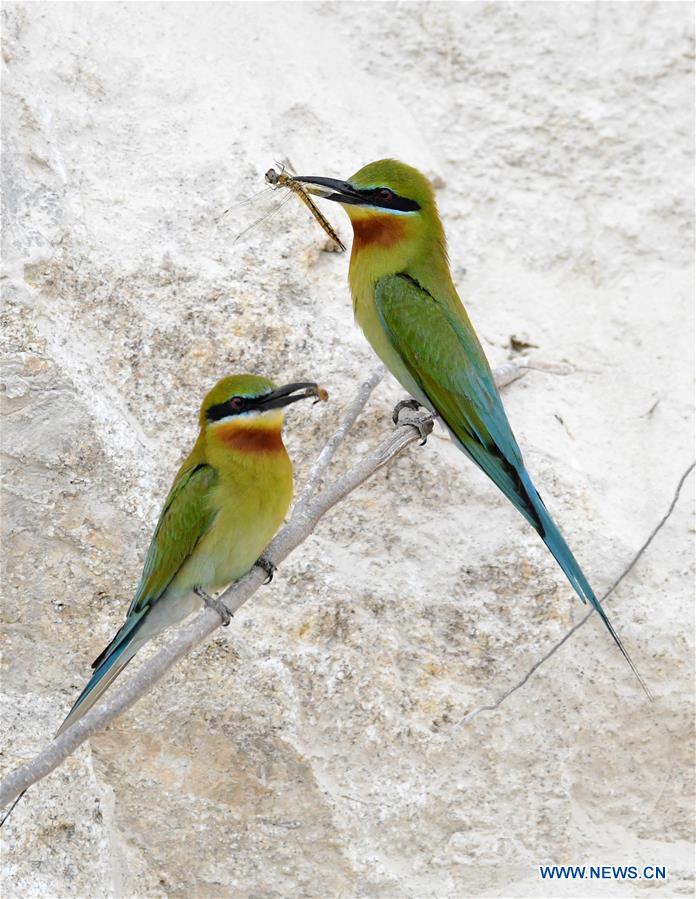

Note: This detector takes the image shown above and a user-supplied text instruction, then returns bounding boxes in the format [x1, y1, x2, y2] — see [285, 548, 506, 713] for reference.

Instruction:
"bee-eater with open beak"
[294, 159, 648, 695]
[57, 375, 324, 735]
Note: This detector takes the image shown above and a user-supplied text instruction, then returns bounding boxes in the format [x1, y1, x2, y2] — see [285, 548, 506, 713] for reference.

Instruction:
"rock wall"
[1, 2, 693, 896]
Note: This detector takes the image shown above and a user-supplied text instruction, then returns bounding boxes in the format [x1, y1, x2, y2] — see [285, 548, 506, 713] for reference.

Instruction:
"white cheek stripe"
[210, 408, 270, 425]
[370, 207, 419, 217]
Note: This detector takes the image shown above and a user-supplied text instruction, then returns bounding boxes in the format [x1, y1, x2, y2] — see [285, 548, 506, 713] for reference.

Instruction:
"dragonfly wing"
[231, 189, 295, 243]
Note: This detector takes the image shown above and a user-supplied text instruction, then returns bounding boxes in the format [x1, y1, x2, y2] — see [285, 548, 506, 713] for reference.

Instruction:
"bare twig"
[294, 364, 385, 507]
[0, 356, 555, 810]
[459, 460, 695, 724]
[493, 358, 576, 388]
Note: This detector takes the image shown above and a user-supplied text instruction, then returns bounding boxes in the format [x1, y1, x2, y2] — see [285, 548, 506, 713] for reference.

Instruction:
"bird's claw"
[392, 398, 422, 426]
[392, 400, 434, 446]
[255, 555, 277, 585]
[414, 417, 434, 445]
[195, 586, 231, 626]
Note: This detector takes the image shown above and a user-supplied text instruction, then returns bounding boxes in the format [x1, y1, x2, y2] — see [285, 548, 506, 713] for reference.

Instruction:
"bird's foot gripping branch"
[254, 555, 277, 584]
[392, 397, 423, 424]
[194, 587, 232, 627]
[393, 401, 434, 446]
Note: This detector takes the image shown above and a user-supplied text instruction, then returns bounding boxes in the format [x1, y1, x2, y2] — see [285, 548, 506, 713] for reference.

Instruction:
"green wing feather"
[374, 274, 651, 697]
[91, 462, 218, 670]
[129, 463, 219, 614]
[59, 460, 221, 734]
[374, 274, 537, 528]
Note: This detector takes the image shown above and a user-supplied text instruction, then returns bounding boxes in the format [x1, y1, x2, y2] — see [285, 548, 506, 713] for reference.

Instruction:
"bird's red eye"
[377, 188, 393, 203]
[229, 396, 244, 411]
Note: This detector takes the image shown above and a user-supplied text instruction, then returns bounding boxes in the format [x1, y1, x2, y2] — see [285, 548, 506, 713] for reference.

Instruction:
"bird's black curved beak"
[258, 382, 328, 410]
[293, 176, 365, 206]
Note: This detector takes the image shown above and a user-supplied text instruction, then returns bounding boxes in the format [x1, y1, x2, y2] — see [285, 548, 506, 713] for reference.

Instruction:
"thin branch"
[492, 358, 576, 389]
[0, 356, 553, 810]
[294, 364, 385, 507]
[603, 461, 695, 596]
[459, 460, 695, 724]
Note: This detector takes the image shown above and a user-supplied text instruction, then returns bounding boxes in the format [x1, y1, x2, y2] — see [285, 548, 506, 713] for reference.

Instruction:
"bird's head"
[295, 159, 446, 275]
[200, 375, 326, 452]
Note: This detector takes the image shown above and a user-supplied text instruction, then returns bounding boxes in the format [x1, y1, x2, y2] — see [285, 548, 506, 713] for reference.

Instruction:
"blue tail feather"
[518, 468, 652, 699]
[56, 610, 148, 736]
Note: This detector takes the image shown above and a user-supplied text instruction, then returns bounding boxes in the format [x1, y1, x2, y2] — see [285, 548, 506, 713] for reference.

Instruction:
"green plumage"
[375, 275, 538, 528]
[128, 464, 219, 616]
[90, 463, 219, 674]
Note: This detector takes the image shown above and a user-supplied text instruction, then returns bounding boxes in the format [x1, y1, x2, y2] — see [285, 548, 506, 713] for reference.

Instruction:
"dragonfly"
[221, 162, 346, 251]
[263, 167, 346, 251]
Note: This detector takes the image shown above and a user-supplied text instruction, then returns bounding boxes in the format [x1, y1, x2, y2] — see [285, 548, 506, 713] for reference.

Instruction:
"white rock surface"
[1, 3, 693, 897]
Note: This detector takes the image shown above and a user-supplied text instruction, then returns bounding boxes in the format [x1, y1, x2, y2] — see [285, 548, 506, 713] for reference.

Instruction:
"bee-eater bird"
[294, 159, 648, 696]
[57, 375, 324, 736]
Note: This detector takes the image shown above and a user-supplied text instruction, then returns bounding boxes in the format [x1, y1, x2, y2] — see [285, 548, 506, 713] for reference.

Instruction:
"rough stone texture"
[1, 3, 693, 897]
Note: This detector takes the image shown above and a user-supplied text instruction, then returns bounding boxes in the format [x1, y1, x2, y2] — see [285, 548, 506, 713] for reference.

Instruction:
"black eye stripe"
[359, 187, 420, 212]
[206, 395, 258, 422]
